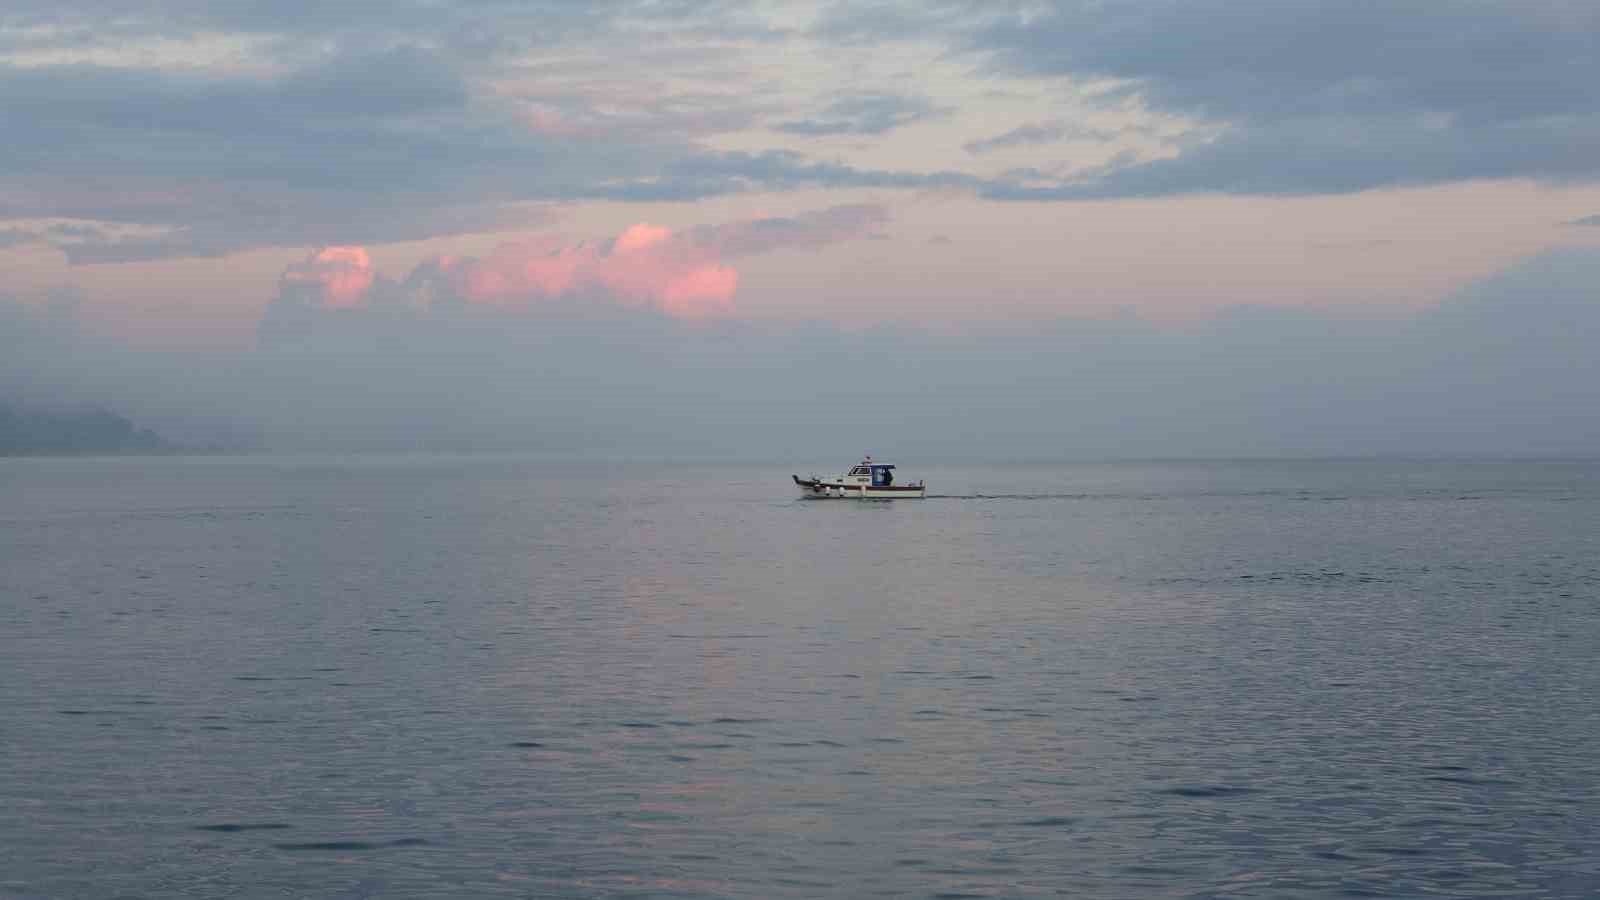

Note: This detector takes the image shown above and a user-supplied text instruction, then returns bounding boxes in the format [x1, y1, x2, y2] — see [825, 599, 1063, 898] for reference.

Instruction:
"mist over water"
[4, 456, 1598, 897]
[6, 248, 1600, 459]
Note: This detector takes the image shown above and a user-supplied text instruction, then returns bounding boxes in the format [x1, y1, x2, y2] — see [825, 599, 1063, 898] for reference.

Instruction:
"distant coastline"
[0, 400, 176, 457]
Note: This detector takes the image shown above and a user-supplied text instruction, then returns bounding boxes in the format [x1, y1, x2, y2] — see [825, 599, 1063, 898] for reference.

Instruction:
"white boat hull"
[793, 476, 925, 499]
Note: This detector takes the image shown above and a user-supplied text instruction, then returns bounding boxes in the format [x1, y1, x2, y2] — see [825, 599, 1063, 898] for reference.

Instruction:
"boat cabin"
[846, 460, 897, 487]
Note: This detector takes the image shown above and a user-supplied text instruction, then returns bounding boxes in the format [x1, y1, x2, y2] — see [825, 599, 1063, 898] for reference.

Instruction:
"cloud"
[259, 204, 888, 336]
[649, 150, 981, 198]
[7, 0, 1600, 258]
[964, 2, 1600, 121]
[679, 203, 889, 256]
[982, 115, 1600, 201]
[613, 223, 672, 254]
[0, 6, 970, 264]
[963, 120, 1125, 155]
[436, 203, 891, 314]
[964, 122, 1070, 155]
[1568, 214, 1600, 226]
[0, 228, 35, 249]
[0, 48, 554, 258]
[823, 1, 1600, 198]
[1006, 1, 1600, 195]
[282, 246, 376, 310]
[281, 45, 470, 116]
[439, 231, 740, 318]
[776, 92, 949, 136]
[0, 1, 693, 59]
[0, 42, 950, 261]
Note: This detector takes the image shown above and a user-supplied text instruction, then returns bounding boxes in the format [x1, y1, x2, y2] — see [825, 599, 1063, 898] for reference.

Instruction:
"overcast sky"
[3, 1, 1599, 455]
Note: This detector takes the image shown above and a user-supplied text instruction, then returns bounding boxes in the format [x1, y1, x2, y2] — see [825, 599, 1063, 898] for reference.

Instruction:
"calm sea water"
[2, 456, 1598, 898]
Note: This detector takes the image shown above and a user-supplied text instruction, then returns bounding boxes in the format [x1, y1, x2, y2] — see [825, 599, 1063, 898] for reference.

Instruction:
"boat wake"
[927, 493, 1097, 500]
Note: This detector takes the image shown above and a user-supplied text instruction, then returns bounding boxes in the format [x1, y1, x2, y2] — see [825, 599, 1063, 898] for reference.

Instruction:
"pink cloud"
[613, 222, 672, 254]
[281, 245, 375, 309]
[661, 266, 739, 318]
[440, 221, 745, 316]
[454, 238, 592, 306]
[271, 205, 886, 321]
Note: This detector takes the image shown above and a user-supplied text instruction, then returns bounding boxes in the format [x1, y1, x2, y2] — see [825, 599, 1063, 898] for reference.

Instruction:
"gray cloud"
[278, 45, 469, 116]
[965, 122, 1068, 155]
[682, 204, 890, 256]
[0, 228, 34, 249]
[0, 221, 121, 255]
[963, 120, 1124, 155]
[654, 150, 980, 195]
[0, 1, 685, 57]
[0, 49, 557, 256]
[982, 116, 1600, 201]
[961, 1, 1600, 122]
[828, 1, 1600, 198]
[6, 0, 1600, 256]
[983, 1, 1600, 195]
[0, 3, 928, 259]
[0, 52, 962, 260]
[776, 92, 949, 136]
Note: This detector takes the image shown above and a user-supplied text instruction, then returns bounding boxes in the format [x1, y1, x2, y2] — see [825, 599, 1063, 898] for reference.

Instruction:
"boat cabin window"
[850, 467, 869, 475]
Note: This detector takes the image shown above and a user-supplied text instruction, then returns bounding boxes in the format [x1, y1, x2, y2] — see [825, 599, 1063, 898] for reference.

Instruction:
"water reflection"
[2, 457, 1598, 896]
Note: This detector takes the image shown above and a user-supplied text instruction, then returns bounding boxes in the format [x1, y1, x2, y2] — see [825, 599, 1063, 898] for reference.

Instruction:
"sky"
[3, 1, 1600, 456]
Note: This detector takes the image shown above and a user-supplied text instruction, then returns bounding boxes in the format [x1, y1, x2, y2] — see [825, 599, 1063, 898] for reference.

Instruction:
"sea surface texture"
[3, 456, 1598, 898]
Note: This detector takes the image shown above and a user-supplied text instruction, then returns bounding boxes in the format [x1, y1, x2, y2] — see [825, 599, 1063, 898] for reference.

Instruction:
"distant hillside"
[0, 401, 173, 456]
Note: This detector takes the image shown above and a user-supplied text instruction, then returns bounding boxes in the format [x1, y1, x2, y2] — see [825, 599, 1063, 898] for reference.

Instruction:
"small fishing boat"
[793, 456, 926, 499]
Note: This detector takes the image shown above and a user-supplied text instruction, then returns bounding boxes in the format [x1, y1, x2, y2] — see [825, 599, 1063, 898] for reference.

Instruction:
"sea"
[2, 455, 1598, 898]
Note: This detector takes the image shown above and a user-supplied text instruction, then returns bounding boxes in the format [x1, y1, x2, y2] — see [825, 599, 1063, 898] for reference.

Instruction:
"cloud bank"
[6, 247, 1599, 458]
[834, 1, 1600, 199]
[0, 22, 938, 261]
[966, 0, 1600, 196]
[6, 1, 1598, 262]
[260, 205, 889, 342]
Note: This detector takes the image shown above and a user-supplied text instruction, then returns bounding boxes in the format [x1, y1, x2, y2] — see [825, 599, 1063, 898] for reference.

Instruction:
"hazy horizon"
[5, 245, 1599, 459]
